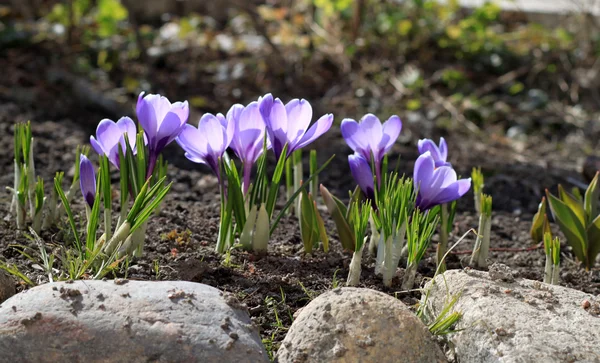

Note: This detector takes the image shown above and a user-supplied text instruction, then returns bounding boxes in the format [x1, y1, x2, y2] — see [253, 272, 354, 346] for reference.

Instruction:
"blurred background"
[1, 0, 600, 213]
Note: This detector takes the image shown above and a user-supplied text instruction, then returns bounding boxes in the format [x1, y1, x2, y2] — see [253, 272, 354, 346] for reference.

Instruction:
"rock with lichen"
[0, 280, 267, 362]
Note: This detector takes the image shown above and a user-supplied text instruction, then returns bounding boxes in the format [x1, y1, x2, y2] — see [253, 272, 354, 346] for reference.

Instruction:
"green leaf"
[584, 172, 600, 224]
[586, 213, 600, 269]
[558, 185, 586, 227]
[300, 189, 316, 254]
[266, 143, 289, 218]
[530, 197, 547, 243]
[271, 154, 335, 234]
[546, 191, 587, 263]
[86, 174, 103, 259]
[55, 174, 81, 250]
[320, 184, 355, 251]
[314, 200, 329, 253]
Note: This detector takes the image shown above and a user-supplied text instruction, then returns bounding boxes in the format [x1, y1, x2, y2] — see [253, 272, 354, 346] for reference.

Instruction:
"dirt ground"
[1, 41, 600, 358]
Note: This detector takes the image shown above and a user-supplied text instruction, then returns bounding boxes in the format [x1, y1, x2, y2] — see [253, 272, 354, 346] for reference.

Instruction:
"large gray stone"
[277, 287, 447, 363]
[0, 270, 15, 303]
[422, 267, 600, 363]
[0, 280, 268, 362]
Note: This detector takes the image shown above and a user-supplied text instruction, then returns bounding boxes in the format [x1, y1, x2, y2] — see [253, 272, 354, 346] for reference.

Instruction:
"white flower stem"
[401, 262, 417, 290]
[347, 242, 365, 286]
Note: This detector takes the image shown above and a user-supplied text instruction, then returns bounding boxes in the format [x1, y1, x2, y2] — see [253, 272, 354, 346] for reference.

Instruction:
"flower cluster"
[9, 89, 477, 288]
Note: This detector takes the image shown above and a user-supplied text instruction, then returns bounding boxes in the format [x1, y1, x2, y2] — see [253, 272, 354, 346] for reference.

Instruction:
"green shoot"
[346, 200, 371, 286]
[543, 230, 560, 285]
[470, 194, 492, 268]
[471, 167, 484, 214]
[402, 208, 440, 290]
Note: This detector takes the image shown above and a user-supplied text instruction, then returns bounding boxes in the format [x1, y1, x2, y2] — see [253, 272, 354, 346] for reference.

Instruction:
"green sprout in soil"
[470, 194, 493, 268]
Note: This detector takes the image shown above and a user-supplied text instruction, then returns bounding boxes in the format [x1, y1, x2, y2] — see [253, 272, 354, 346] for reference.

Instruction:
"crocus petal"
[260, 95, 288, 159]
[349, 154, 375, 199]
[199, 113, 228, 156]
[434, 178, 472, 205]
[79, 154, 96, 208]
[155, 111, 185, 152]
[216, 113, 234, 147]
[294, 113, 334, 151]
[284, 98, 312, 146]
[116, 116, 137, 150]
[417, 137, 450, 167]
[413, 151, 435, 195]
[439, 137, 448, 161]
[176, 124, 208, 157]
[378, 115, 402, 156]
[169, 101, 190, 124]
[359, 114, 383, 155]
[96, 119, 123, 151]
[90, 136, 105, 156]
[137, 97, 158, 145]
[236, 102, 266, 164]
[341, 118, 369, 159]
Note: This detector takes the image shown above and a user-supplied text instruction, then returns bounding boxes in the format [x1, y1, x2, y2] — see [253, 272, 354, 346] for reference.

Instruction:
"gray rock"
[422, 268, 600, 363]
[277, 287, 446, 363]
[0, 280, 267, 363]
[0, 270, 15, 303]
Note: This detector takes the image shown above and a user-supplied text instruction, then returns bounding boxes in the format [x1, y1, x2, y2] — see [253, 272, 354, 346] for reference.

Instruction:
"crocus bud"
[79, 154, 96, 208]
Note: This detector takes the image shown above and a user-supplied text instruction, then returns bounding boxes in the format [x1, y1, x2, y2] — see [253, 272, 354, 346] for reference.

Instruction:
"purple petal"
[199, 113, 228, 155]
[217, 113, 234, 148]
[294, 113, 333, 151]
[413, 152, 435, 196]
[169, 101, 190, 124]
[341, 118, 369, 160]
[285, 98, 312, 146]
[116, 116, 137, 151]
[439, 137, 448, 161]
[417, 138, 447, 166]
[359, 114, 383, 155]
[260, 96, 288, 158]
[434, 178, 471, 205]
[155, 111, 184, 153]
[176, 124, 208, 157]
[378, 115, 402, 157]
[95, 119, 122, 151]
[79, 154, 96, 208]
[236, 102, 266, 164]
[349, 154, 375, 199]
[90, 136, 105, 156]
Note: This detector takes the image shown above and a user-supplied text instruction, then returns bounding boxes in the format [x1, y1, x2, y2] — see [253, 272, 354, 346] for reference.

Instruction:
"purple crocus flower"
[417, 137, 451, 168]
[79, 154, 96, 208]
[226, 101, 271, 194]
[348, 153, 375, 199]
[414, 151, 471, 211]
[258, 93, 333, 160]
[136, 92, 189, 175]
[341, 114, 402, 184]
[176, 113, 234, 179]
[90, 117, 137, 168]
